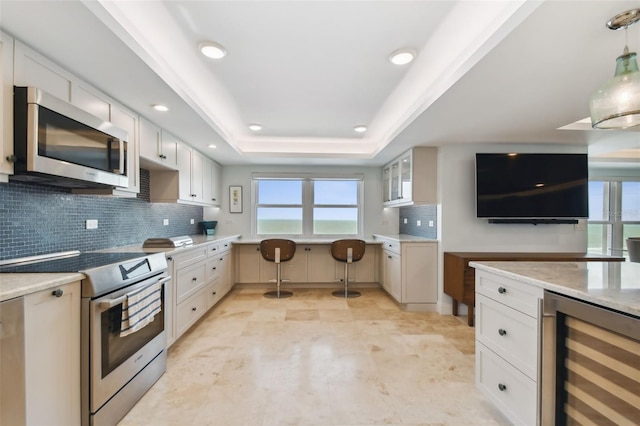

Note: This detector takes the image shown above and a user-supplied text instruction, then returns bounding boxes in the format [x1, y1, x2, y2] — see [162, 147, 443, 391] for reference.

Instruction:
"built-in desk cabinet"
[165, 238, 236, 347]
[235, 243, 379, 285]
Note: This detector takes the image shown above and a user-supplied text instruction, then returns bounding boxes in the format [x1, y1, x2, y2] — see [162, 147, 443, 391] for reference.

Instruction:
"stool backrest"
[331, 239, 366, 263]
[260, 239, 296, 262]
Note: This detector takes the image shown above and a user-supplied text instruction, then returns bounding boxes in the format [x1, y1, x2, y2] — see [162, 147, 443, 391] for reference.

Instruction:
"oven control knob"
[51, 288, 64, 297]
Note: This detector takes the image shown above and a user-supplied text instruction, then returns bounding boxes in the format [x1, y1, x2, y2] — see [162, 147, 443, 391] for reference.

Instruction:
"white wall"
[203, 164, 399, 238]
[437, 143, 589, 314]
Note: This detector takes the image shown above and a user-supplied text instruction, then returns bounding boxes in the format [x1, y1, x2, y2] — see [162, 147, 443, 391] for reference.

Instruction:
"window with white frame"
[587, 180, 640, 259]
[253, 175, 362, 237]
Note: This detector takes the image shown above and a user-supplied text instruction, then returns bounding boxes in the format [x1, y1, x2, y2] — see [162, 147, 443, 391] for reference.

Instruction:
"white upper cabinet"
[1, 32, 14, 181]
[139, 118, 179, 170]
[382, 147, 437, 207]
[13, 40, 71, 102]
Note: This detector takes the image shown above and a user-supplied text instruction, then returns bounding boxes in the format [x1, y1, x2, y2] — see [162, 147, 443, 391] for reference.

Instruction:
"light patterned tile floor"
[119, 287, 509, 426]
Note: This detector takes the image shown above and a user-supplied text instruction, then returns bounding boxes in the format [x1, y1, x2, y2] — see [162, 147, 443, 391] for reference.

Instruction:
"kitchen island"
[469, 260, 639, 426]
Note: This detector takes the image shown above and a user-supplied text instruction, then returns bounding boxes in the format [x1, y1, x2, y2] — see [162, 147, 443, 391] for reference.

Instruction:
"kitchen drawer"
[475, 270, 543, 318]
[476, 342, 537, 426]
[218, 240, 232, 253]
[206, 243, 220, 257]
[205, 278, 224, 309]
[476, 293, 539, 379]
[175, 289, 207, 337]
[176, 262, 207, 303]
[380, 240, 400, 254]
[173, 247, 207, 269]
[206, 257, 220, 282]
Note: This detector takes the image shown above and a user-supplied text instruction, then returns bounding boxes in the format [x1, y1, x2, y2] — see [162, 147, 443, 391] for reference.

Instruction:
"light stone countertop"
[233, 238, 382, 244]
[0, 272, 84, 302]
[373, 233, 438, 243]
[470, 261, 640, 317]
[0, 234, 242, 302]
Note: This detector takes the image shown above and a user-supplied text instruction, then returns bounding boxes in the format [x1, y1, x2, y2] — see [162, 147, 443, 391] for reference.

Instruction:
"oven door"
[89, 274, 169, 413]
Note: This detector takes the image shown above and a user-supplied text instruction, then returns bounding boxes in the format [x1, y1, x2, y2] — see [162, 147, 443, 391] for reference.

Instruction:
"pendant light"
[589, 8, 640, 129]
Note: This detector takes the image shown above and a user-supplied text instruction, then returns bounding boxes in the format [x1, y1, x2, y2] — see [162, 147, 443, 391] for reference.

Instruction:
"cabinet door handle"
[192, 307, 197, 311]
[212, 291, 217, 295]
[388, 255, 392, 259]
[192, 277, 198, 282]
[498, 287, 507, 294]
[498, 328, 507, 336]
[51, 288, 64, 297]
[498, 383, 507, 392]
[212, 267, 217, 270]
[212, 198, 216, 201]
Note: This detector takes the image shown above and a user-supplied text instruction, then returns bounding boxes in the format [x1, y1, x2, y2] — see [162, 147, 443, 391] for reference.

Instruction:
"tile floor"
[119, 287, 509, 426]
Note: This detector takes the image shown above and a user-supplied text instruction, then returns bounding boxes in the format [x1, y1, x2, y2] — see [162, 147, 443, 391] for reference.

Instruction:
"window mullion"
[303, 179, 313, 237]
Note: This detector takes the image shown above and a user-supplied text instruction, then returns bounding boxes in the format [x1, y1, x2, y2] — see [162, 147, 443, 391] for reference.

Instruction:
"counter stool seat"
[331, 239, 366, 298]
[260, 239, 296, 298]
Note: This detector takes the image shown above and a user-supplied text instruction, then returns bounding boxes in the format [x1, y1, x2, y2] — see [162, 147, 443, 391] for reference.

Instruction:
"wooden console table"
[443, 252, 625, 326]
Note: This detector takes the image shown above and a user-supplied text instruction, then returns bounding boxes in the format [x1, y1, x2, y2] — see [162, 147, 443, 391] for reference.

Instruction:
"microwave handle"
[99, 275, 170, 309]
[119, 139, 127, 175]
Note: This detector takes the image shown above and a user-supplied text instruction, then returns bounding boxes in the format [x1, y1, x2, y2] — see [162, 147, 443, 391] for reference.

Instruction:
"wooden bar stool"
[331, 239, 366, 298]
[260, 239, 296, 298]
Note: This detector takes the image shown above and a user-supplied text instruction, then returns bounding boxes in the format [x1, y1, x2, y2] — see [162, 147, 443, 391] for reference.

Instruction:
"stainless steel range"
[1, 251, 170, 426]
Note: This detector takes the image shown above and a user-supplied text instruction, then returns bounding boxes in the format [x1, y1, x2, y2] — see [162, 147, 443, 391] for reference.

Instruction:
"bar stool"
[261, 239, 296, 298]
[331, 239, 366, 298]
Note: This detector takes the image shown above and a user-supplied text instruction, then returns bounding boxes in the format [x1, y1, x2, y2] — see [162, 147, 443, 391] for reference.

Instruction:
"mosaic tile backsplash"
[399, 205, 437, 239]
[0, 169, 202, 260]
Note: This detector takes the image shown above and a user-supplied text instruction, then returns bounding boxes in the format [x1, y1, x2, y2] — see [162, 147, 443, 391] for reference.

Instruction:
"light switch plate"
[86, 219, 98, 229]
[163, 219, 169, 226]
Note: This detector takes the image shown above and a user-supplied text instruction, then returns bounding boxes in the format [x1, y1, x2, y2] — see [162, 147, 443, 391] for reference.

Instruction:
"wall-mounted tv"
[475, 153, 588, 221]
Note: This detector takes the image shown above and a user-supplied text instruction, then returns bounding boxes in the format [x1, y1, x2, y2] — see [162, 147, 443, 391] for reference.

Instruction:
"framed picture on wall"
[229, 185, 243, 213]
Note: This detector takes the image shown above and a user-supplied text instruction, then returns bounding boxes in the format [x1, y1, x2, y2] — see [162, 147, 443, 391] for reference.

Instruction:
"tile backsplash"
[399, 205, 437, 239]
[0, 170, 202, 260]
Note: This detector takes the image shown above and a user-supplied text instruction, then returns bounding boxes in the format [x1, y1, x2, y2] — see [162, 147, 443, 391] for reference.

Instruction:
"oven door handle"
[98, 276, 171, 309]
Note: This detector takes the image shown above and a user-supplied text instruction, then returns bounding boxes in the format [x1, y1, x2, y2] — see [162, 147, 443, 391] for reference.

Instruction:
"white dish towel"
[120, 282, 162, 337]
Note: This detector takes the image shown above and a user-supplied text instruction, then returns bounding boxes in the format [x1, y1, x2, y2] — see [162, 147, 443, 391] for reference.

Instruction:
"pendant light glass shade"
[590, 49, 640, 129]
[589, 8, 640, 129]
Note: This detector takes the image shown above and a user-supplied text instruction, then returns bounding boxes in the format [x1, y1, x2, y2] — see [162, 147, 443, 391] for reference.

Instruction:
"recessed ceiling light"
[389, 49, 416, 65]
[199, 41, 227, 59]
[353, 125, 367, 133]
[208, 144, 217, 149]
[152, 104, 169, 112]
[249, 123, 262, 131]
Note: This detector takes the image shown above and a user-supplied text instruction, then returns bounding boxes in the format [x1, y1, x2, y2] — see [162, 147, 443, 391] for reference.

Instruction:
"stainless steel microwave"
[11, 86, 129, 189]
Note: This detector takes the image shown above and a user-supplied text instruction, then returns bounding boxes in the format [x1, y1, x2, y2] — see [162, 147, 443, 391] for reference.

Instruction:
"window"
[588, 180, 640, 259]
[254, 175, 362, 237]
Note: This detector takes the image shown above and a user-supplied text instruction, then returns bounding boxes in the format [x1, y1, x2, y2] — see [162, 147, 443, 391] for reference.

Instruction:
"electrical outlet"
[190, 219, 195, 224]
[417, 220, 421, 226]
[163, 219, 169, 226]
[428, 220, 434, 227]
[403, 218, 407, 224]
[85, 219, 98, 229]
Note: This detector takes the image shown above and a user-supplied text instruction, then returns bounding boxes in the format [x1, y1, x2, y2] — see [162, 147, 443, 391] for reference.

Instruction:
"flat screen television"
[475, 153, 588, 220]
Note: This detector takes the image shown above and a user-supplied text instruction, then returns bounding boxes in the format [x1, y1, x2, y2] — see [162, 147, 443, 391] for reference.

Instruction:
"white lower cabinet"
[166, 238, 236, 346]
[374, 235, 437, 307]
[474, 269, 543, 426]
[21, 281, 81, 426]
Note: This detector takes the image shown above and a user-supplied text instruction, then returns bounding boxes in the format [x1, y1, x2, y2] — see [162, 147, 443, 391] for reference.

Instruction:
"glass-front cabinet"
[382, 147, 437, 207]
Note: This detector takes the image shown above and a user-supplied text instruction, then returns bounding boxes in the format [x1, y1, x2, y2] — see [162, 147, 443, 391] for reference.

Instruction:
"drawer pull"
[498, 328, 507, 336]
[51, 288, 64, 297]
[212, 291, 217, 295]
[212, 267, 217, 270]
[498, 287, 507, 294]
[192, 277, 198, 282]
[192, 307, 197, 311]
[498, 383, 507, 392]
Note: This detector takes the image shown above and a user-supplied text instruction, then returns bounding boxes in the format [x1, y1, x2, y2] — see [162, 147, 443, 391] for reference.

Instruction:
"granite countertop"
[470, 261, 640, 317]
[373, 233, 438, 243]
[0, 234, 242, 302]
[0, 272, 84, 302]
